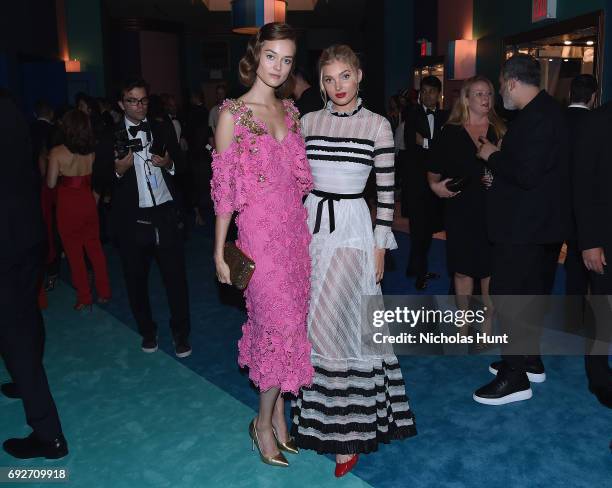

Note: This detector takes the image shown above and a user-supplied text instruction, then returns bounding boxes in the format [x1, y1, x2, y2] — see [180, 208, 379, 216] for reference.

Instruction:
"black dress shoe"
[489, 359, 546, 383]
[589, 384, 612, 409]
[141, 337, 158, 353]
[415, 276, 427, 290]
[424, 272, 440, 280]
[174, 338, 192, 358]
[474, 365, 532, 405]
[3, 433, 68, 459]
[1, 382, 20, 399]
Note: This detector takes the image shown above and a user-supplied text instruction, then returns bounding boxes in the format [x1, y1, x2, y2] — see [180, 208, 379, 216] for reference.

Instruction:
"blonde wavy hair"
[446, 76, 506, 140]
[318, 44, 361, 105]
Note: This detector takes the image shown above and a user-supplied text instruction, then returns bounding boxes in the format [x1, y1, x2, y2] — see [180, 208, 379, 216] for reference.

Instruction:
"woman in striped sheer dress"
[291, 45, 416, 478]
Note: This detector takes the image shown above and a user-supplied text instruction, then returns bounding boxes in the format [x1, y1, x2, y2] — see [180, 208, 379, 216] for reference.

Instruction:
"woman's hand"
[215, 255, 232, 285]
[430, 178, 459, 199]
[374, 248, 386, 283]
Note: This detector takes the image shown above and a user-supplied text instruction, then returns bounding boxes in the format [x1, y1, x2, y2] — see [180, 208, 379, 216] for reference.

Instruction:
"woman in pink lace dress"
[211, 23, 313, 468]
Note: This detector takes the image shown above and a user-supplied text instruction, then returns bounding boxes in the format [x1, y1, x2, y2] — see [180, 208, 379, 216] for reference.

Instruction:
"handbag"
[223, 242, 256, 290]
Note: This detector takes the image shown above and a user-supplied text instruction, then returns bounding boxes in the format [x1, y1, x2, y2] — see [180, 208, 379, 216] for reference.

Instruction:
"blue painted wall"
[384, 0, 415, 101]
[64, 0, 105, 96]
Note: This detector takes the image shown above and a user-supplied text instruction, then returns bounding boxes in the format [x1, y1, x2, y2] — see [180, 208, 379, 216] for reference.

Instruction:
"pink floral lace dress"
[211, 99, 314, 395]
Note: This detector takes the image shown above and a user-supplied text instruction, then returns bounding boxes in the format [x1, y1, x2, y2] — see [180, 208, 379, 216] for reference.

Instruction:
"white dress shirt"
[123, 117, 174, 208]
[421, 104, 436, 150]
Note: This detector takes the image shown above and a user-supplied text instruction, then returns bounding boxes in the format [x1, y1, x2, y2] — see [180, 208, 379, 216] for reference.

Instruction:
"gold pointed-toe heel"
[272, 427, 299, 454]
[249, 419, 289, 467]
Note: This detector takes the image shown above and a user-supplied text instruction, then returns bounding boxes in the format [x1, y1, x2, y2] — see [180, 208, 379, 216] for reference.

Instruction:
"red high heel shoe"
[334, 454, 359, 478]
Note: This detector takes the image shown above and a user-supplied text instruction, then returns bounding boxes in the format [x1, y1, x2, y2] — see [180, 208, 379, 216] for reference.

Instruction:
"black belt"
[311, 189, 364, 234]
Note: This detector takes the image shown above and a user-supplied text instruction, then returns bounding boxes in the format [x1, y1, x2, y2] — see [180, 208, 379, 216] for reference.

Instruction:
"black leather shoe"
[589, 384, 612, 409]
[415, 276, 427, 290]
[474, 365, 532, 405]
[489, 359, 546, 383]
[3, 433, 68, 459]
[174, 338, 192, 359]
[141, 337, 158, 353]
[1, 382, 20, 399]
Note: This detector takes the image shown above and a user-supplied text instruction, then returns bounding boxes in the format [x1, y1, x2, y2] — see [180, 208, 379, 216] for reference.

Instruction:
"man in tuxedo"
[564, 75, 598, 333]
[402, 76, 448, 290]
[31, 100, 56, 166]
[95, 78, 192, 357]
[30, 101, 62, 290]
[475, 54, 570, 405]
[0, 95, 68, 459]
[573, 100, 612, 408]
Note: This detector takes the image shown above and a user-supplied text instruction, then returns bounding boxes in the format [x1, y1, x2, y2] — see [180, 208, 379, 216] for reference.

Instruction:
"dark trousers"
[585, 245, 612, 388]
[490, 242, 562, 374]
[402, 187, 442, 277]
[116, 203, 190, 342]
[564, 239, 590, 332]
[0, 244, 62, 442]
[407, 201, 436, 278]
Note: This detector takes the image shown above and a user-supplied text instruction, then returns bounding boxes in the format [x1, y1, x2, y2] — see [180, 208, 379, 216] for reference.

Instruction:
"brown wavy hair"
[318, 44, 361, 105]
[238, 22, 297, 98]
[61, 109, 95, 155]
[446, 76, 506, 140]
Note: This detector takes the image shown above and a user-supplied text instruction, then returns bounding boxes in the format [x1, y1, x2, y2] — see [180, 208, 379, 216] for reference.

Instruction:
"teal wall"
[473, 0, 611, 100]
[64, 0, 105, 96]
[385, 0, 414, 101]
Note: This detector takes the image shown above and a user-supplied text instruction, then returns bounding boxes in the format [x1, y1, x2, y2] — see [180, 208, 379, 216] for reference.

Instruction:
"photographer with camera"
[95, 78, 192, 358]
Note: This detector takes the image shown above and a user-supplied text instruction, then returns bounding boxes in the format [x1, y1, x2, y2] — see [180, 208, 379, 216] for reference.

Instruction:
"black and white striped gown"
[291, 99, 417, 454]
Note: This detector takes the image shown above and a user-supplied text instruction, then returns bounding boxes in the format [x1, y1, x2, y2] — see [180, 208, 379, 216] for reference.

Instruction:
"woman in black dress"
[428, 76, 506, 315]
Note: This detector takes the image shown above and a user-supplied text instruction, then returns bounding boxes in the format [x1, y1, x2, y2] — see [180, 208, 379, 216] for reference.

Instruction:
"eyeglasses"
[123, 97, 149, 106]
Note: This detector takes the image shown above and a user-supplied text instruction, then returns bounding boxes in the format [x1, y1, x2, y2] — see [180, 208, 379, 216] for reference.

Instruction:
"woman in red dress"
[47, 110, 111, 309]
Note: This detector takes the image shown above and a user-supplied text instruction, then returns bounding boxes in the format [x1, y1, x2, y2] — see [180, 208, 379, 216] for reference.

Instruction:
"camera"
[114, 129, 143, 159]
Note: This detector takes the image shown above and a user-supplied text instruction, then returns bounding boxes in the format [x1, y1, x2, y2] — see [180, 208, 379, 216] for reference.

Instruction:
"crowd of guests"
[1, 21, 610, 477]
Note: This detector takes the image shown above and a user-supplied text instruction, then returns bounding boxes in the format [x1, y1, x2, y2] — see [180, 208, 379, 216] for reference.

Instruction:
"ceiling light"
[548, 58, 553, 62]
[563, 59, 569, 62]
[564, 40, 572, 45]
[586, 40, 594, 46]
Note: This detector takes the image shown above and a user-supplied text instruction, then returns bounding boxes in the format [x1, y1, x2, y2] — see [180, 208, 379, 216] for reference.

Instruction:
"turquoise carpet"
[1, 225, 610, 487]
[0, 282, 368, 488]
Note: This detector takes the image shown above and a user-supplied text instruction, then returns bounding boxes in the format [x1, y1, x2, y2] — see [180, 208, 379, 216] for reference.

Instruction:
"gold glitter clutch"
[223, 242, 256, 290]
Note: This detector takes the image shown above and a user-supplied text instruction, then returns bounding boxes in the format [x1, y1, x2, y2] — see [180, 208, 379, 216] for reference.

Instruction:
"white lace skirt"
[291, 194, 416, 454]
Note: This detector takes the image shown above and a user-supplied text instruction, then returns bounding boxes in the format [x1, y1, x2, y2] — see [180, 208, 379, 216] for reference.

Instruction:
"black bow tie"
[128, 121, 151, 139]
[425, 109, 435, 116]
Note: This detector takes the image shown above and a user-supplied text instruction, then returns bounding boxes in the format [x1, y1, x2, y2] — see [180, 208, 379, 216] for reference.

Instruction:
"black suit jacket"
[94, 117, 184, 236]
[30, 119, 56, 164]
[486, 90, 570, 244]
[403, 104, 448, 182]
[565, 106, 592, 241]
[573, 102, 612, 251]
[0, 99, 45, 270]
[402, 104, 448, 219]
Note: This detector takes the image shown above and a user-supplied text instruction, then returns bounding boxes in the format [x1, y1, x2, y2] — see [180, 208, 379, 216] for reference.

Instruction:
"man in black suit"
[573, 100, 612, 408]
[565, 75, 598, 301]
[0, 95, 68, 459]
[30, 100, 56, 168]
[475, 54, 570, 405]
[95, 78, 192, 358]
[564, 75, 598, 340]
[402, 76, 448, 290]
